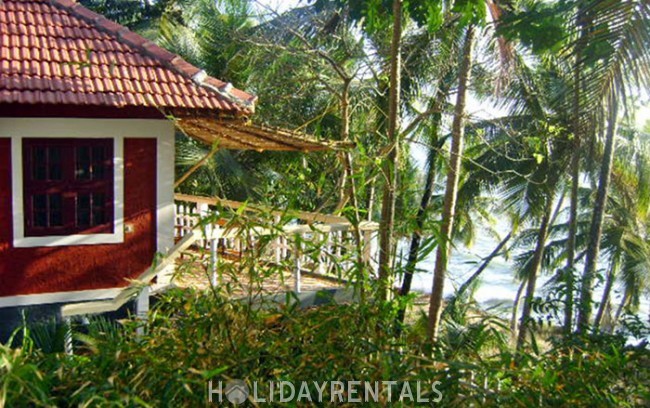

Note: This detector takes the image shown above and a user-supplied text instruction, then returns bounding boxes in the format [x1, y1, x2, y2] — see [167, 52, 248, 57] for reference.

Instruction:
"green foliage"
[79, 0, 172, 32]
[496, 1, 568, 54]
[1, 208, 648, 406]
[2, 292, 648, 406]
[38, 1, 650, 405]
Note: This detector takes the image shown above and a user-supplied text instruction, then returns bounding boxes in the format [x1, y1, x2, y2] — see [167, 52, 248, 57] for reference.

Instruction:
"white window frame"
[12, 136, 124, 247]
[1, 118, 174, 249]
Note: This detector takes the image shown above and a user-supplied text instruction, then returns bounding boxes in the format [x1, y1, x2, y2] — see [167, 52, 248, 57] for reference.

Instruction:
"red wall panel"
[0, 138, 157, 296]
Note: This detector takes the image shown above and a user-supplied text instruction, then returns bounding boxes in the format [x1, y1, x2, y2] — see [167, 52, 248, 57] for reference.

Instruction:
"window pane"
[23, 138, 115, 236]
[92, 193, 106, 225]
[92, 147, 106, 180]
[33, 194, 46, 227]
[49, 194, 63, 227]
[49, 147, 62, 181]
[32, 147, 46, 181]
[33, 211, 47, 227]
[33, 194, 46, 211]
[76, 146, 91, 180]
[76, 194, 91, 227]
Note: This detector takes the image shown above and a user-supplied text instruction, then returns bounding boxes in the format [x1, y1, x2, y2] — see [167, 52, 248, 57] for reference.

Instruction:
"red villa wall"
[0, 138, 157, 297]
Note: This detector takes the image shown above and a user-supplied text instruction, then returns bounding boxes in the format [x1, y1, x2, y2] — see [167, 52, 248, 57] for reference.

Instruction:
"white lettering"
[399, 382, 413, 401]
[279, 381, 295, 402]
[296, 382, 312, 402]
[252, 382, 266, 402]
[416, 381, 429, 402]
[365, 381, 379, 402]
[313, 381, 327, 402]
[207, 381, 222, 403]
[331, 381, 345, 402]
[348, 380, 361, 403]
[431, 381, 443, 403]
[383, 381, 397, 402]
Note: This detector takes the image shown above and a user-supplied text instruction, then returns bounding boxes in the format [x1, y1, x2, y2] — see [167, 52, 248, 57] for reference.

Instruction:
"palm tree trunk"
[577, 94, 618, 332]
[516, 195, 554, 352]
[377, 0, 403, 300]
[395, 82, 450, 327]
[612, 291, 629, 332]
[564, 150, 580, 333]
[396, 148, 437, 323]
[594, 256, 618, 330]
[565, 1, 589, 335]
[427, 25, 475, 341]
[511, 279, 526, 343]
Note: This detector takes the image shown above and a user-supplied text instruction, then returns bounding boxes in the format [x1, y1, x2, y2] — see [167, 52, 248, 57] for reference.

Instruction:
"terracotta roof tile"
[0, 0, 256, 113]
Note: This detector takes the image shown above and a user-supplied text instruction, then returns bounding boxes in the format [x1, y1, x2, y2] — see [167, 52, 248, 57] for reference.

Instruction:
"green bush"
[1, 288, 648, 407]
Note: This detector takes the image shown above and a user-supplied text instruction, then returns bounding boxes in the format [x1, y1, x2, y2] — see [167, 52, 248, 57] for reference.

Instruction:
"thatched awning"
[175, 117, 353, 152]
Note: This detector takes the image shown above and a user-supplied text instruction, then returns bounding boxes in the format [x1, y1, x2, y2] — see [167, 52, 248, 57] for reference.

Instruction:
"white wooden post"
[274, 215, 282, 263]
[64, 317, 73, 355]
[210, 237, 218, 287]
[198, 203, 210, 248]
[316, 232, 325, 275]
[294, 237, 302, 293]
[362, 229, 372, 266]
[135, 286, 150, 337]
[281, 236, 288, 259]
[325, 231, 333, 273]
[342, 231, 351, 271]
[182, 204, 189, 236]
[274, 236, 282, 263]
[334, 231, 341, 258]
[174, 203, 179, 239]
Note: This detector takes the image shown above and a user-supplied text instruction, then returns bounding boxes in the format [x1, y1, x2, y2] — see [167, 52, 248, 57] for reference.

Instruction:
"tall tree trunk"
[427, 25, 475, 341]
[564, 7, 588, 334]
[516, 196, 554, 351]
[611, 291, 630, 332]
[577, 94, 618, 332]
[511, 279, 526, 343]
[377, 0, 403, 300]
[335, 79, 367, 296]
[395, 82, 450, 327]
[594, 256, 618, 331]
[564, 150, 579, 333]
[335, 79, 353, 212]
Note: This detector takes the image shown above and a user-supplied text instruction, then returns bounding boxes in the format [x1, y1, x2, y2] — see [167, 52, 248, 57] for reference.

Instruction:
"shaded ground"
[170, 249, 446, 327]
[172, 249, 343, 297]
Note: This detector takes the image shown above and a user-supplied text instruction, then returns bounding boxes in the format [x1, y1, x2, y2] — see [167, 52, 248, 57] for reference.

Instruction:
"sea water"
[395, 227, 650, 329]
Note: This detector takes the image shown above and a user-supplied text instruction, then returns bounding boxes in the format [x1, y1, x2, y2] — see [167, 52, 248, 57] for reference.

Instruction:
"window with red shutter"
[23, 138, 114, 236]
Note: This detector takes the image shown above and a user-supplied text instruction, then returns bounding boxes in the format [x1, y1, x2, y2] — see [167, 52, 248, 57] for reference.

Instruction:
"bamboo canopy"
[176, 116, 354, 152]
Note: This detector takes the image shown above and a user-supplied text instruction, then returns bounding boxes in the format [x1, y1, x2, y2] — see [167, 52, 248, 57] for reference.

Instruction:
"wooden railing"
[174, 194, 379, 292]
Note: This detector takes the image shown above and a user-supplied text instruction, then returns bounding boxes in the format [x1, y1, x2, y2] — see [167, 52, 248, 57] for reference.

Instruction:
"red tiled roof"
[0, 0, 256, 113]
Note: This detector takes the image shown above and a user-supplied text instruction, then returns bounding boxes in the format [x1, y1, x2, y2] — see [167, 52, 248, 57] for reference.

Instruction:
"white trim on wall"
[0, 288, 123, 308]
[156, 125, 175, 255]
[11, 136, 125, 247]
[0, 118, 175, 251]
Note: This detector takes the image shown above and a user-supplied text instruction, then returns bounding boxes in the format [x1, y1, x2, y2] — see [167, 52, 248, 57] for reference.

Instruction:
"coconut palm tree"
[573, 0, 650, 331]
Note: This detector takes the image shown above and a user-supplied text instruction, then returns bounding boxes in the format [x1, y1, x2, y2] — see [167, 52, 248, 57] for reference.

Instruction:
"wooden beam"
[174, 193, 351, 224]
[174, 147, 220, 189]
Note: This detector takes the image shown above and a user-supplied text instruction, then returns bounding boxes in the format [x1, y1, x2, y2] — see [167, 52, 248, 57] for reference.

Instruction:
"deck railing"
[174, 194, 379, 292]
